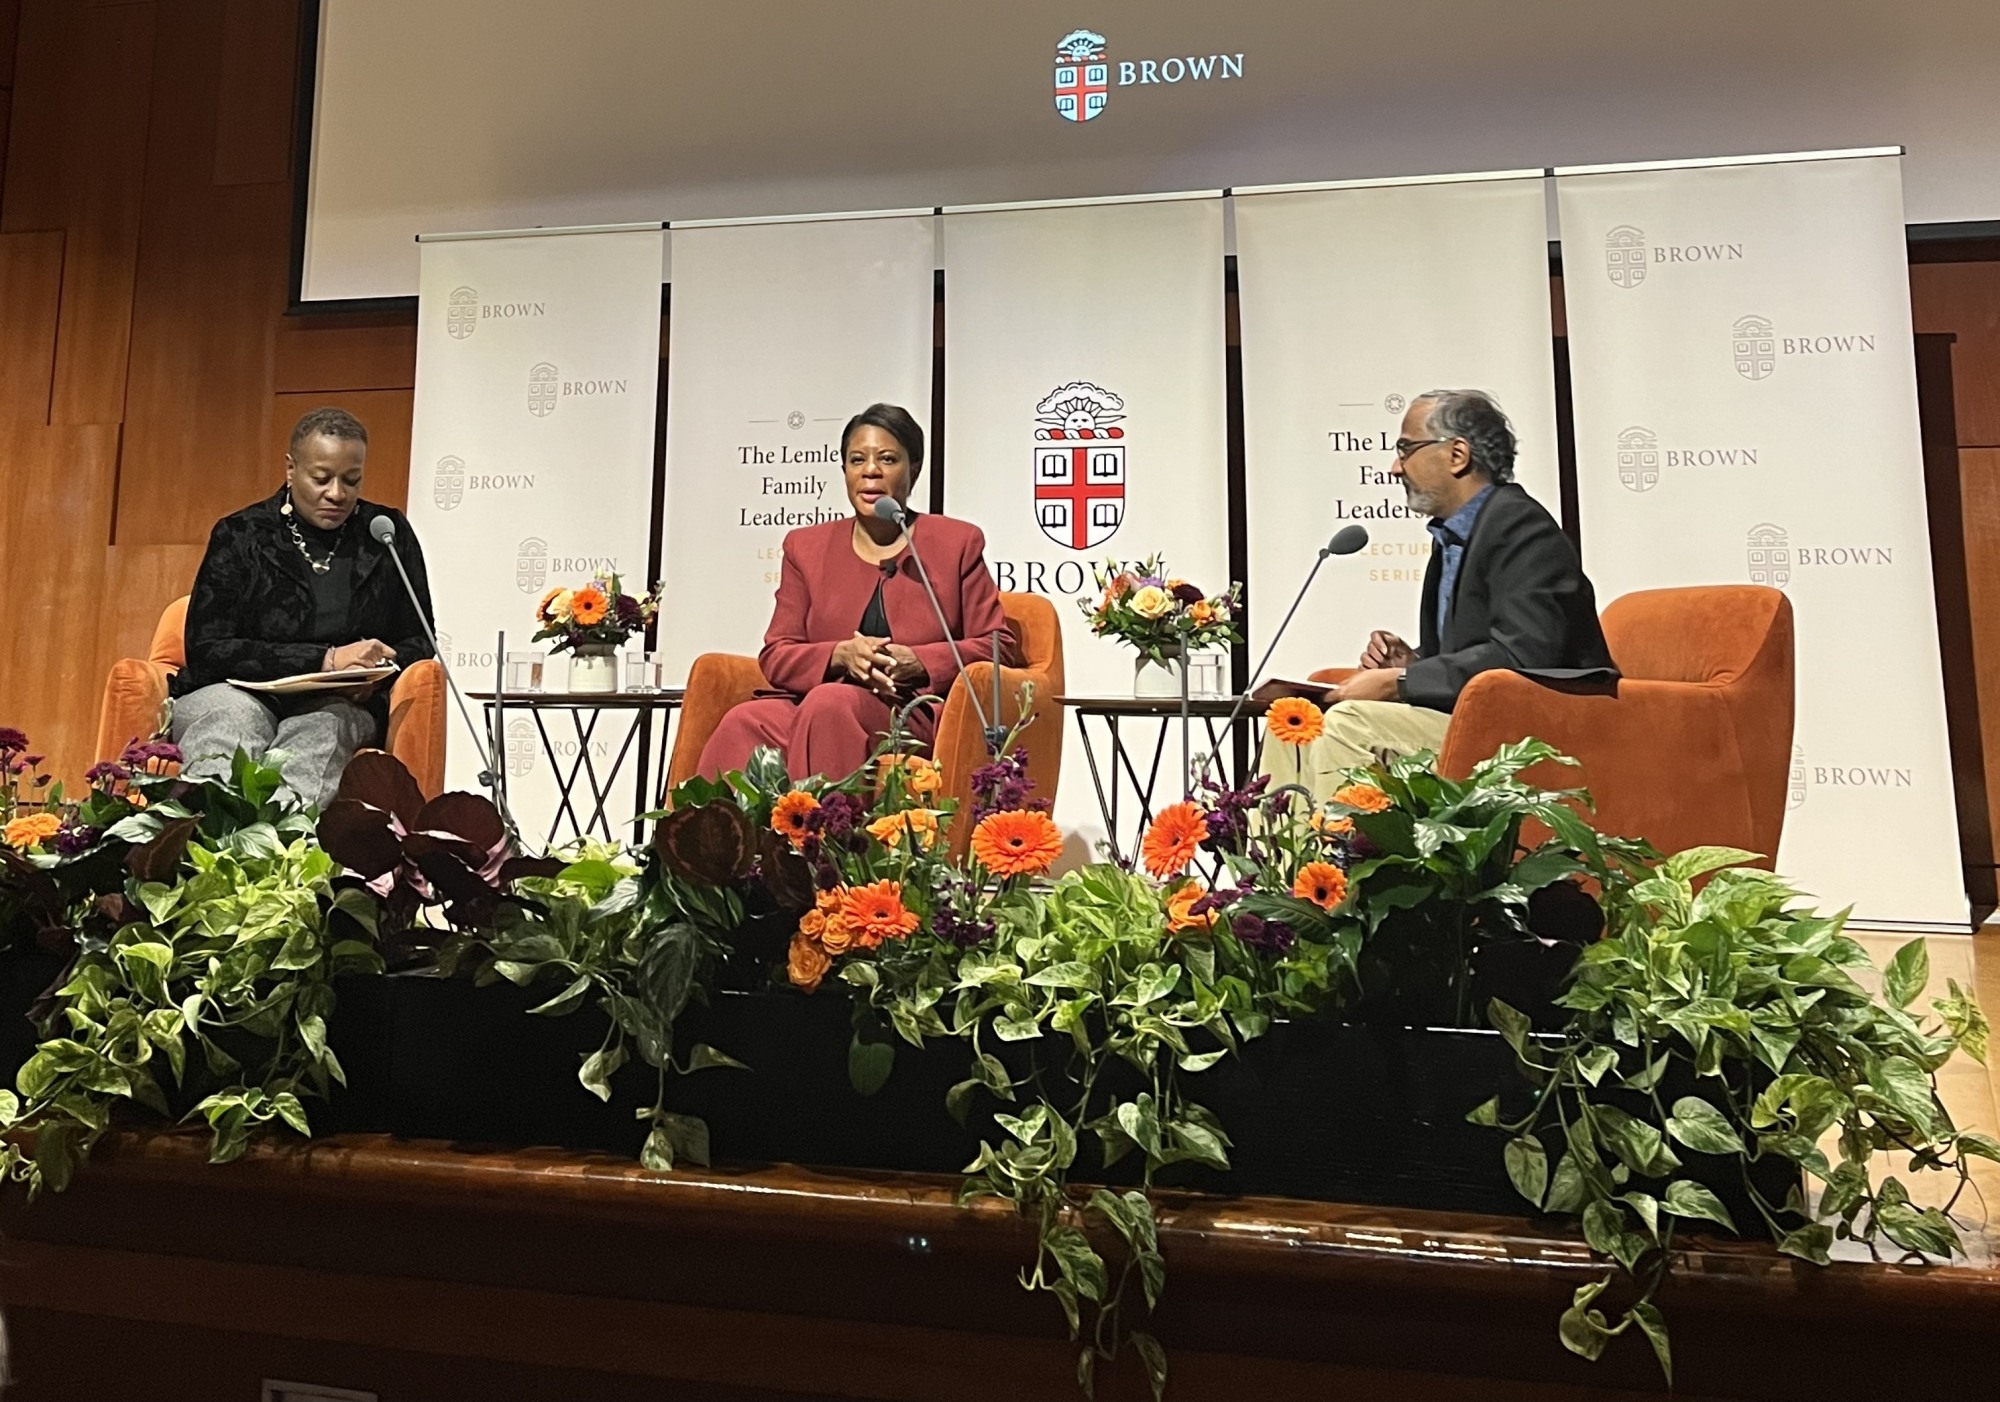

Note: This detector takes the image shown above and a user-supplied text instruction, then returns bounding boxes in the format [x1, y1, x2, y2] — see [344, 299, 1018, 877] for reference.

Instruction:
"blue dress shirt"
[1429, 485, 1496, 637]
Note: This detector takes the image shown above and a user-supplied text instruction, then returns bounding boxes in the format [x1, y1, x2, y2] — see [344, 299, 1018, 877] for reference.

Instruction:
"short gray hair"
[1417, 389, 1516, 483]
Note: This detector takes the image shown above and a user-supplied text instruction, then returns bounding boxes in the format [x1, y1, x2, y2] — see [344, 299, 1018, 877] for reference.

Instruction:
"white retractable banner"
[942, 196, 1229, 861]
[1558, 151, 1965, 926]
[660, 214, 936, 678]
[1234, 174, 1562, 683]
[407, 225, 665, 843]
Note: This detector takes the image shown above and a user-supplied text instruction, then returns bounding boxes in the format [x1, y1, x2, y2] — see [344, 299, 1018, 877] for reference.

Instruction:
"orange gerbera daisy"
[1165, 881, 1217, 934]
[841, 879, 920, 948]
[867, 808, 941, 851]
[771, 790, 820, 848]
[1265, 696, 1325, 746]
[1141, 801, 1209, 879]
[3, 812, 61, 849]
[1292, 861, 1349, 911]
[569, 585, 609, 627]
[1331, 782, 1392, 814]
[788, 930, 832, 993]
[971, 809, 1063, 877]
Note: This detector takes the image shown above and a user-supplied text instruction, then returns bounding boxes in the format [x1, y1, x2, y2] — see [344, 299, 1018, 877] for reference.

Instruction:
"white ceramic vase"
[567, 645, 620, 695]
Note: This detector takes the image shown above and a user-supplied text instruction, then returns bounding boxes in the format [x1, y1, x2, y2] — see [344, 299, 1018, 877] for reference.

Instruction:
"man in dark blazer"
[1262, 389, 1615, 798]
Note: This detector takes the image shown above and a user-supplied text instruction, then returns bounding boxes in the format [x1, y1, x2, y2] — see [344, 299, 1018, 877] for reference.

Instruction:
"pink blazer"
[759, 513, 1010, 698]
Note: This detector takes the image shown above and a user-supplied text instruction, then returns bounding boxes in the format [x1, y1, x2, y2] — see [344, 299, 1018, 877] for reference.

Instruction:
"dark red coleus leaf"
[653, 801, 754, 885]
[413, 791, 506, 853]
[756, 827, 817, 913]
[316, 799, 405, 880]
[334, 751, 426, 828]
[126, 815, 201, 884]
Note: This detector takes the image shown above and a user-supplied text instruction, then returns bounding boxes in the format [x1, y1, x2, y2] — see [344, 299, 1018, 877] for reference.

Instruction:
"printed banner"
[1558, 152, 1966, 926]
[407, 226, 665, 840]
[660, 215, 936, 677]
[942, 196, 1229, 859]
[1233, 174, 1561, 682]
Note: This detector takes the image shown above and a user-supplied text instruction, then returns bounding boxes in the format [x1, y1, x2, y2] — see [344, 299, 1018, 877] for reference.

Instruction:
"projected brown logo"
[505, 717, 537, 779]
[1746, 522, 1790, 588]
[1032, 382, 1126, 551]
[1054, 29, 1109, 122]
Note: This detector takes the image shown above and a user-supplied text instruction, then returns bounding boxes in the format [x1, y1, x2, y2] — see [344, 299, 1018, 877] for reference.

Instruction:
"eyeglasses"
[1393, 437, 1455, 461]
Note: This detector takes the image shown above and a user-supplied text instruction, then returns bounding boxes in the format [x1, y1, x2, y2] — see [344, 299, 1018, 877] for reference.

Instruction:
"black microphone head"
[1325, 524, 1369, 556]
[369, 514, 397, 545]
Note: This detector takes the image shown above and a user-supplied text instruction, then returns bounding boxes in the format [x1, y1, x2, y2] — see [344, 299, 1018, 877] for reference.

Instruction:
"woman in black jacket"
[169, 407, 435, 807]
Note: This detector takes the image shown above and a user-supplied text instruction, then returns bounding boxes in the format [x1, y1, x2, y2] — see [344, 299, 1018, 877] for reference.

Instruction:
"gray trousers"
[169, 684, 378, 810]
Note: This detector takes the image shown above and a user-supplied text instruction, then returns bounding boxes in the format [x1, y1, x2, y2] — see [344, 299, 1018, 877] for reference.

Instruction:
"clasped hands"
[1328, 630, 1412, 703]
[831, 633, 926, 701]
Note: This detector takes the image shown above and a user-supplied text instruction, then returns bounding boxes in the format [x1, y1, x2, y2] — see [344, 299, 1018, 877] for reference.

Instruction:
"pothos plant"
[0, 748, 385, 1192]
[1470, 845, 1995, 1382]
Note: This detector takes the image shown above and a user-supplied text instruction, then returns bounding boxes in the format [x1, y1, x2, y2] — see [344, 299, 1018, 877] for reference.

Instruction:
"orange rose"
[1292, 861, 1349, 911]
[771, 790, 820, 849]
[788, 931, 832, 992]
[841, 879, 920, 947]
[1141, 802, 1208, 879]
[1312, 812, 1355, 839]
[867, 808, 941, 851]
[901, 756, 942, 798]
[3, 812, 61, 849]
[798, 909, 826, 940]
[1188, 600, 1215, 626]
[819, 913, 857, 955]
[1265, 697, 1325, 747]
[1165, 881, 1217, 934]
[971, 810, 1063, 877]
[1331, 783, 1392, 814]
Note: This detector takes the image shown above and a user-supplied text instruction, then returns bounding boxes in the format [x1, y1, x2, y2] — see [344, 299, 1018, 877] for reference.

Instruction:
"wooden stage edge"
[2, 1129, 1998, 1402]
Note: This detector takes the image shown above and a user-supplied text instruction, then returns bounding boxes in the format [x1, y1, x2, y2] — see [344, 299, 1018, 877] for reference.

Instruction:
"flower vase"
[567, 645, 621, 695]
[1133, 649, 1185, 700]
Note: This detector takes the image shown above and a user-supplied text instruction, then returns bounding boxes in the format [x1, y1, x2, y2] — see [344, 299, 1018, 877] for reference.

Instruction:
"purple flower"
[1232, 911, 1295, 955]
[970, 748, 1047, 822]
[1198, 773, 1270, 851]
[1170, 582, 1205, 606]
[0, 727, 28, 756]
[53, 822, 101, 857]
[118, 738, 182, 770]
[811, 791, 865, 839]
[1190, 882, 1252, 917]
[930, 887, 997, 949]
[85, 760, 131, 790]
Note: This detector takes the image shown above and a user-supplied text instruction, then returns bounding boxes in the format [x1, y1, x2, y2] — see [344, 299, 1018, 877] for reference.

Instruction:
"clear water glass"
[504, 651, 544, 693]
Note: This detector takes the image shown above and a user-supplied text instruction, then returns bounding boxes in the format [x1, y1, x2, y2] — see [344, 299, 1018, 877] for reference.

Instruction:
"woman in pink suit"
[697, 404, 1011, 782]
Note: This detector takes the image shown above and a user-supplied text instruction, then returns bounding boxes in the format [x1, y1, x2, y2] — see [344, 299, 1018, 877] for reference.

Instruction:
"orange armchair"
[1314, 586, 1795, 862]
[95, 595, 450, 799]
[665, 591, 1066, 857]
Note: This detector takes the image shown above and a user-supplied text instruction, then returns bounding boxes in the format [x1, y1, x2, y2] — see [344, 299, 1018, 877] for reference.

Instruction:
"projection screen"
[301, 0, 2000, 302]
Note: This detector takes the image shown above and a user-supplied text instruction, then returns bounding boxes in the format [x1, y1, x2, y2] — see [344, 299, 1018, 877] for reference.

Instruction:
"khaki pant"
[1257, 699, 1452, 802]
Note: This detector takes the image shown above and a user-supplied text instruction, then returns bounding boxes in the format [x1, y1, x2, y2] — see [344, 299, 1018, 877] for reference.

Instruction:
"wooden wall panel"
[211, 0, 294, 186]
[0, 0, 75, 235]
[1912, 261, 2000, 446]
[268, 388, 417, 514]
[1958, 448, 2000, 866]
[274, 313, 418, 393]
[45, 0, 155, 426]
[0, 423, 118, 778]
[0, 228, 62, 424]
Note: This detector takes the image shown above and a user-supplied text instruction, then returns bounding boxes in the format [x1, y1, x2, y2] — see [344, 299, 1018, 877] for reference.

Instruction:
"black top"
[173, 488, 436, 702]
[857, 579, 890, 638]
[1402, 481, 1618, 712]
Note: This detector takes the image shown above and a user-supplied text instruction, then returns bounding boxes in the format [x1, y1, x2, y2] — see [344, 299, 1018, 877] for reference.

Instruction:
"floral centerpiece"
[533, 572, 660, 693]
[1081, 555, 1241, 674]
[533, 572, 659, 654]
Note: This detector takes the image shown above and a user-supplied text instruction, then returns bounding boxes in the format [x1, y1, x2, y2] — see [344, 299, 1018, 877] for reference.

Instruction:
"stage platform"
[0, 931, 1995, 1401]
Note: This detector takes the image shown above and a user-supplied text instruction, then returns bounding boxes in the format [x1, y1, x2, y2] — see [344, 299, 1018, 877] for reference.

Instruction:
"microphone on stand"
[368, 515, 516, 832]
[870, 497, 1006, 756]
[1190, 523, 1370, 790]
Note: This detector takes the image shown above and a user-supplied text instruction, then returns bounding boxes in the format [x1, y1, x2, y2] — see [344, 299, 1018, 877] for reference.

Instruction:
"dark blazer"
[760, 512, 1010, 698]
[172, 489, 436, 696]
[1401, 482, 1617, 713]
